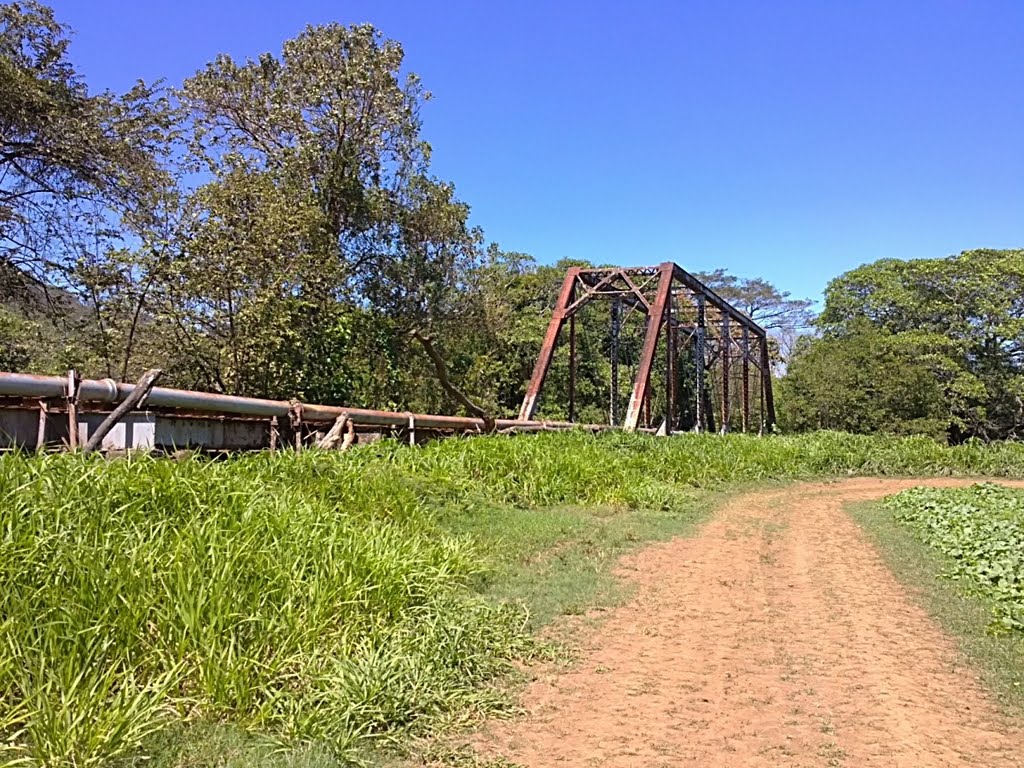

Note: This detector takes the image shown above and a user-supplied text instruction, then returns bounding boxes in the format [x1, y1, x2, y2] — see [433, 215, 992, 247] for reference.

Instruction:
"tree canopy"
[783, 249, 1024, 441]
[0, 1, 171, 286]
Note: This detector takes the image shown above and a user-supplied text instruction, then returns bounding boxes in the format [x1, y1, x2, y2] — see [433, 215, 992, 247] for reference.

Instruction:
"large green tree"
[160, 22, 479, 403]
[779, 322, 949, 439]
[786, 249, 1024, 441]
[0, 1, 172, 286]
[180, 22, 473, 305]
[1, 1, 176, 381]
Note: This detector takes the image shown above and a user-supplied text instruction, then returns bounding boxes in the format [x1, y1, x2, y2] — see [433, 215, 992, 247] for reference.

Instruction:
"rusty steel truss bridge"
[520, 262, 775, 435]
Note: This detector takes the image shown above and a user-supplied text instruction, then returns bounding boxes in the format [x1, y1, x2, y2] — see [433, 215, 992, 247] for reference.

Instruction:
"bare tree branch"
[82, 368, 163, 453]
[411, 328, 494, 431]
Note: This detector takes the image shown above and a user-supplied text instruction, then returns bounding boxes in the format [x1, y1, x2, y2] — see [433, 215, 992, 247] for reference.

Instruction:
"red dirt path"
[475, 478, 1024, 767]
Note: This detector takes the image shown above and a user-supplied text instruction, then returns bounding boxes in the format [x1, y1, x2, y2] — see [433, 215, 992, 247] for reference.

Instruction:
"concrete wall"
[0, 407, 271, 452]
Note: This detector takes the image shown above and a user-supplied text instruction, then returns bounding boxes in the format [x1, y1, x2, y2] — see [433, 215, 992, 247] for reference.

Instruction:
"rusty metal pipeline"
[0, 372, 603, 433]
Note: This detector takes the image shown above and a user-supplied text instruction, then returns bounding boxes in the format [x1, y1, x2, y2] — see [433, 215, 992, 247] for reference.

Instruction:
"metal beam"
[568, 314, 576, 422]
[694, 294, 706, 433]
[664, 305, 674, 436]
[624, 263, 674, 431]
[518, 267, 579, 420]
[741, 327, 750, 433]
[670, 264, 768, 338]
[610, 297, 621, 425]
[720, 313, 731, 434]
[761, 336, 777, 432]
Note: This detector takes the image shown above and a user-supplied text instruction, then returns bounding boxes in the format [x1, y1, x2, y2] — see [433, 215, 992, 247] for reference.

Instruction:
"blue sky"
[53, 0, 1024, 306]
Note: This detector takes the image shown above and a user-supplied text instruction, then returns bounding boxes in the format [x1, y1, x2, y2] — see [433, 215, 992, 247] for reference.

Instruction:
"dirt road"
[476, 478, 1024, 767]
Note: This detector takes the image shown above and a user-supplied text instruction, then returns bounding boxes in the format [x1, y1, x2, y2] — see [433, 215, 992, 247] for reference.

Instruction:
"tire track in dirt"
[475, 478, 1024, 767]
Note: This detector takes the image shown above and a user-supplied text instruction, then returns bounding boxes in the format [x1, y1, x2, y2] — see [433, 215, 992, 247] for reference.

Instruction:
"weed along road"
[476, 479, 1024, 767]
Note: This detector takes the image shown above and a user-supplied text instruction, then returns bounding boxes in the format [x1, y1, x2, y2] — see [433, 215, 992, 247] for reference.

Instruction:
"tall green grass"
[3, 430, 1024, 766]
[0, 454, 528, 766]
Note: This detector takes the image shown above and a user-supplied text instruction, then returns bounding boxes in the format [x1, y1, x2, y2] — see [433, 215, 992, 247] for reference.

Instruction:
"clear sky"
[51, 0, 1024, 305]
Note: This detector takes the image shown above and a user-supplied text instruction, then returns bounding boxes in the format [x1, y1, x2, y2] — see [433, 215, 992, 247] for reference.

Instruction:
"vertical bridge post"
[568, 314, 576, 422]
[741, 327, 751, 433]
[609, 297, 621, 425]
[663, 299, 674, 435]
[760, 334, 776, 432]
[720, 313, 731, 434]
[694, 294, 706, 433]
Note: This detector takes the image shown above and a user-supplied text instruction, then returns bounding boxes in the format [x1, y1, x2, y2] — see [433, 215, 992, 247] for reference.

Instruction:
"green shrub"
[884, 483, 1024, 634]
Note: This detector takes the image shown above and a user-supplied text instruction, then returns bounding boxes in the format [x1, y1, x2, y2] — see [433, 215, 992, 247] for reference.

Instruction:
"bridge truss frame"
[517, 262, 776, 434]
